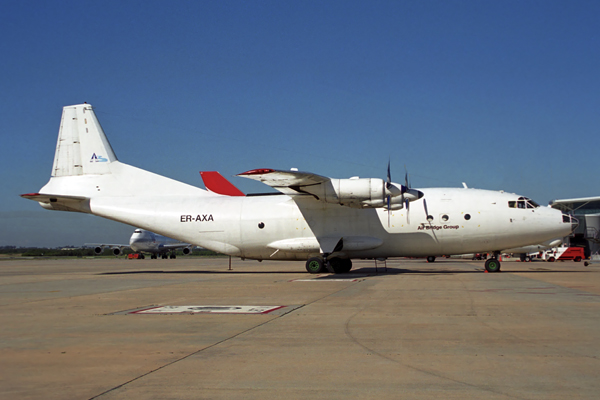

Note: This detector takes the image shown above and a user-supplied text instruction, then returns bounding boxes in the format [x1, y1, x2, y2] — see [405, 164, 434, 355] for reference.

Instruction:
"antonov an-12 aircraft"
[22, 104, 577, 273]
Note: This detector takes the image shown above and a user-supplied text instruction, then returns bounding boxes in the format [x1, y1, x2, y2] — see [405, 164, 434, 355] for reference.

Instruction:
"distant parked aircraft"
[89, 229, 192, 259]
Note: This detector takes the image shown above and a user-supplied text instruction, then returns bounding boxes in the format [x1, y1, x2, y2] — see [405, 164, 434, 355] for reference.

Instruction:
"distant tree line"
[0, 246, 222, 257]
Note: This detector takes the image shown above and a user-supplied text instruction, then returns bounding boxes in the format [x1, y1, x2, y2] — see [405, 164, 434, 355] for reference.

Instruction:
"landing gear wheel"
[547, 257, 555, 262]
[427, 256, 436, 263]
[340, 258, 352, 273]
[485, 258, 501, 273]
[524, 256, 531, 262]
[306, 257, 325, 274]
[328, 257, 343, 273]
[328, 257, 352, 273]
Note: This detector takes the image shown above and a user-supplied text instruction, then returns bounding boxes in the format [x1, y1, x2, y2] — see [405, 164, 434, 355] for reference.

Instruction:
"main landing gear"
[484, 252, 501, 273]
[305, 256, 352, 274]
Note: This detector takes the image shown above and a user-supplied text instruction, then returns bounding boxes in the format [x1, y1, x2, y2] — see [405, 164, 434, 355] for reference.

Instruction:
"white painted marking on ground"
[292, 278, 359, 282]
[131, 305, 284, 314]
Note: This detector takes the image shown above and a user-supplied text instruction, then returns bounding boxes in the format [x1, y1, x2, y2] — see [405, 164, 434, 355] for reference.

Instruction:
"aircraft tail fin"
[23, 103, 210, 213]
[52, 104, 117, 177]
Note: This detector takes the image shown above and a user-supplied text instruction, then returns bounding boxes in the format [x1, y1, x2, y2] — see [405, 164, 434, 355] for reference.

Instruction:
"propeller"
[383, 162, 424, 226]
[402, 166, 414, 223]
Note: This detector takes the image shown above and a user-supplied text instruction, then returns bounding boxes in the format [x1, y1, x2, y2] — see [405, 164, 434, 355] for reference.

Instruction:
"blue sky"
[1, 0, 599, 247]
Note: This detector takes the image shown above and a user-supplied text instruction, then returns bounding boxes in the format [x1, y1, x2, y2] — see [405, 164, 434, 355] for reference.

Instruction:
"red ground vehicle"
[542, 246, 584, 262]
[127, 253, 145, 259]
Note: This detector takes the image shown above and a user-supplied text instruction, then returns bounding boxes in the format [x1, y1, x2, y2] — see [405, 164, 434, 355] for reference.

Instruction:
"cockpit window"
[134, 229, 142, 233]
[508, 197, 540, 209]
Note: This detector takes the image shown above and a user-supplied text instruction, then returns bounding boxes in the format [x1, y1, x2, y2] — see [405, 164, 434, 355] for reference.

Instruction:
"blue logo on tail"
[90, 153, 108, 162]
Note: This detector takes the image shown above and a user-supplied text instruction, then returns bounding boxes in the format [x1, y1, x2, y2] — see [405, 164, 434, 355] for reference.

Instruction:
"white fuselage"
[83, 179, 572, 261]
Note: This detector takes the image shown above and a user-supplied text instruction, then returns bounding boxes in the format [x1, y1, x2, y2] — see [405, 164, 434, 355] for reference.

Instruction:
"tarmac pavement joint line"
[88, 277, 365, 399]
[343, 309, 526, 400]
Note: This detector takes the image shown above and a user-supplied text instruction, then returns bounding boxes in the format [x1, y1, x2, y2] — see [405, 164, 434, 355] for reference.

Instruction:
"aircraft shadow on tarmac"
[98, 266, 590, 276]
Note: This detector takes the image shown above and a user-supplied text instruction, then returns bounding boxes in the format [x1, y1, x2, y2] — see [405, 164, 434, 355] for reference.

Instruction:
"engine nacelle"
[302, 178, 422, 209]
[182, 247, 191, 255]
[94, 246, 103, 255]
[112, 247, 121, 256]
[299, 178, 383, 208]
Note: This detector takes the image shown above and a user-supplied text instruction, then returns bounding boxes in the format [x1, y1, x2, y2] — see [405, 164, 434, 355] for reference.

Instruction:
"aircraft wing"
[237, 168, 423, 210]
[84, 243, 129, 256]
[237, 169, 329, 195]
[158, 243, 192, 250]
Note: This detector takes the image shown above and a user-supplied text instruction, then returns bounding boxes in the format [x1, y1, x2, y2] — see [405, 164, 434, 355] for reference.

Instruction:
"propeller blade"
[386, 160, 392, 190]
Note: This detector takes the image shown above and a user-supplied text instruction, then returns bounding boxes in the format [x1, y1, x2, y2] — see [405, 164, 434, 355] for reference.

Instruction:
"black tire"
[427, 256, 436, 263]
[341, 258, 353, 273]
[328, 257, 352, 273]
[328, 257, 343, 273]
[306, 257, 325, 273]
[485, 258, 501, 272]
[524, 256, 531, 262]
[548, 257, 555, 262]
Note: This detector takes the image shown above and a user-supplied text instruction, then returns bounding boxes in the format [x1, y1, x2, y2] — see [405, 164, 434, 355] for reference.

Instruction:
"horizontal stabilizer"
[20, 192, 91, 213]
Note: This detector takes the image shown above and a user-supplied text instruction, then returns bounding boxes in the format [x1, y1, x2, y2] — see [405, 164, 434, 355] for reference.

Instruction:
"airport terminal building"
[550, 197, 600, 258]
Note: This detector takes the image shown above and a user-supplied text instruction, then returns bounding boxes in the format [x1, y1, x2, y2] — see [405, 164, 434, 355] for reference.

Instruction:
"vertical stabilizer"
[52, 104, 117, 177]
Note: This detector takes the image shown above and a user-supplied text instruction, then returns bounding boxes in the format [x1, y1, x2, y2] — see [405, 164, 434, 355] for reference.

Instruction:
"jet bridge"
[550, 197, 600, 258]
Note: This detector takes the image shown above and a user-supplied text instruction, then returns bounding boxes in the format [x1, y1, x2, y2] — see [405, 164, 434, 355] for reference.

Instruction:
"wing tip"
[237, 168, 276, 176]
